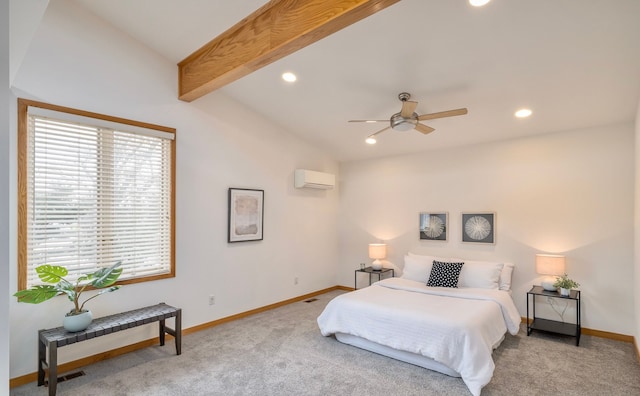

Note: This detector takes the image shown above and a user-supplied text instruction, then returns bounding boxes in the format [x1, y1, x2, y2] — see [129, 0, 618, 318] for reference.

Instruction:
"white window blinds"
[23, 107, 174, 288]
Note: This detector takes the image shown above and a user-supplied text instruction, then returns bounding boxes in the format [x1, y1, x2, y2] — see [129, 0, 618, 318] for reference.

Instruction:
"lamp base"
[541, 276, 557, 291]
[371, 259, 383, 271]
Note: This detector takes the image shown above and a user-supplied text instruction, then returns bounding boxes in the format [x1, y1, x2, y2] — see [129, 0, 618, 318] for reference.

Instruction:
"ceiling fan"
[349, 92, 468, 143]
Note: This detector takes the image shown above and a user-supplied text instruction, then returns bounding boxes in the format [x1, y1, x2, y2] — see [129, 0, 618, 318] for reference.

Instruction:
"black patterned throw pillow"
[427, 261, 464, 288]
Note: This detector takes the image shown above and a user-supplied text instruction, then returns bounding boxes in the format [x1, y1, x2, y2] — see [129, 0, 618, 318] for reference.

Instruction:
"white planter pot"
[63, 310, 93, 332]
[560, 287, 570, 296]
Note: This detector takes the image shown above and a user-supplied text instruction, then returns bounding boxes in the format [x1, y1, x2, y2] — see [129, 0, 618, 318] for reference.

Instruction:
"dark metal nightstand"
[354, 267, 394, 289]
[526, 285, 581, 346]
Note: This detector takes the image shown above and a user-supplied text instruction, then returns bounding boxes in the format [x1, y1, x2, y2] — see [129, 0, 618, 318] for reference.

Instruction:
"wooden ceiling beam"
[178, 0, 401, 102]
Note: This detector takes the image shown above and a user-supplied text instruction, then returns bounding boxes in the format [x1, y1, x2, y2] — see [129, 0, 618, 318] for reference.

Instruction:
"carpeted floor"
[11, 290, 640, 395]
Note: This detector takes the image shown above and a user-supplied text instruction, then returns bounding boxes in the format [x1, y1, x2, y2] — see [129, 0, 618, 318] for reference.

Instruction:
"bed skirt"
[335, 332, 461, 377]
[334, 332, 506, 378]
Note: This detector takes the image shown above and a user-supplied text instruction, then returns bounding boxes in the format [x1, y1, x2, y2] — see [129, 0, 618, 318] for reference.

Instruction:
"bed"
[317, 254, 520, 396]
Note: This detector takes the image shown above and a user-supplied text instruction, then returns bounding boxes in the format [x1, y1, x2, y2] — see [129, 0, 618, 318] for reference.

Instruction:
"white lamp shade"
[368, 243, 387, 259]
[535, 254, 566, 291]
[368, 243, 387, 270]
[535, 254, 566, 275]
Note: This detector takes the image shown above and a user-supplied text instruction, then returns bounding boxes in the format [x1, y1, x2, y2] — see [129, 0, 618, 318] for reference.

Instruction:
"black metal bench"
[38, 302, 182, 396]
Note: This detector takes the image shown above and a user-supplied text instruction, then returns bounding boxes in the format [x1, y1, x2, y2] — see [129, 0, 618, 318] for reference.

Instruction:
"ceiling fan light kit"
[390, 112, 418, 131]
[350, 92, 467, 143]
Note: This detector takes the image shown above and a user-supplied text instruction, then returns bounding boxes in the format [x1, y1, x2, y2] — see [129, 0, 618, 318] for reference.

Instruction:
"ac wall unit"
[294, 169, 335, 189]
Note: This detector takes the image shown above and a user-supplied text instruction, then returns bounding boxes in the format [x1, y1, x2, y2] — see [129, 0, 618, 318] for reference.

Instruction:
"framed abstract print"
[228, 188, 264, 243]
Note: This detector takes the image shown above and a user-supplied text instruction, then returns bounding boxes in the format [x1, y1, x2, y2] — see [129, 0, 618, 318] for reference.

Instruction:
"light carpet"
[11, 290, 640, 395]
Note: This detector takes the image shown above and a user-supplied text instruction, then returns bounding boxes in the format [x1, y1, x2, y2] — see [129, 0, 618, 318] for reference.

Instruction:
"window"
[17, 99, 175, 290]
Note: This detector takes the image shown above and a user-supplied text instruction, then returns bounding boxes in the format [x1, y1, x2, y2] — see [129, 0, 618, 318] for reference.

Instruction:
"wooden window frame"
[17, 98, 176, 290]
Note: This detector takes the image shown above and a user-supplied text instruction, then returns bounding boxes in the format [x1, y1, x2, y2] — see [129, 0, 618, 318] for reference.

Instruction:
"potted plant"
[14, 261, 122, 331]
[553, 273, 579, 296]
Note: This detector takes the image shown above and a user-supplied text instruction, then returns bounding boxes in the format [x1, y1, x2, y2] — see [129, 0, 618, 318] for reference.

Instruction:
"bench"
[38, 302, 182, 396]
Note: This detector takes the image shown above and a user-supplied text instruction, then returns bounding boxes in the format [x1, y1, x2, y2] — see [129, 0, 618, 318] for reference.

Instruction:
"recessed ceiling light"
[515, 108, 533, 118]
[469, 0, 491, 6]
[365, 136, 377, 144]
[282, 72, 297, 82]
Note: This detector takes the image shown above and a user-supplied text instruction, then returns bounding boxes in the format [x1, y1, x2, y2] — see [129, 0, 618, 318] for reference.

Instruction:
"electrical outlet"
[294, 277, 299, 285]
[208, 295, 215, 305]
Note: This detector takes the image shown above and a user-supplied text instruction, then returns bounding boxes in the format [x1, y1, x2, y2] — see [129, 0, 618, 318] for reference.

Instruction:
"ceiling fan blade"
[418, 108, 468, 121]
[370, 126, 391, 137]
[400, 100, 418, 117]
[348, 119, 388, 123]
[415, 123, 435, 135]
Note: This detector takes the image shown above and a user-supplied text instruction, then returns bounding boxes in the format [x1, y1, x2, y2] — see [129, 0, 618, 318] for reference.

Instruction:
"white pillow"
[499, 262, 515, 291]
[457, 260, 504, 290]
[401, 254, 450, 283]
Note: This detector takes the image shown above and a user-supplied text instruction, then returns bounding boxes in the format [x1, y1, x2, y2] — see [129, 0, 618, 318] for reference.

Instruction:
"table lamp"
[535, 254, 566, 291]
[368, 243, 387, 270]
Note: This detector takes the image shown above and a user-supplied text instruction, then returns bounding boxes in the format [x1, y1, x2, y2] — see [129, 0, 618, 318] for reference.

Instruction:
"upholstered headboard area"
[402, 253, 515, 291]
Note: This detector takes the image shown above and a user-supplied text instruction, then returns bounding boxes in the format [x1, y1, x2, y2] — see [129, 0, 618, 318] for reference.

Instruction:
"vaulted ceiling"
[71, 0, 640, 161]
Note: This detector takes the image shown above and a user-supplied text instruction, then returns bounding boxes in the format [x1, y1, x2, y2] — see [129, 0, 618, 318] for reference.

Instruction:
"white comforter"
[317, 277, 521, 396]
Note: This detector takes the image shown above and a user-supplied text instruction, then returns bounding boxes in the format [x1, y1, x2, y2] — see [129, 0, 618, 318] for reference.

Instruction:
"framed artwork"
[419, 212, 448, 241]
[228, 188, 264, 243]
[462, 212, 495, 244]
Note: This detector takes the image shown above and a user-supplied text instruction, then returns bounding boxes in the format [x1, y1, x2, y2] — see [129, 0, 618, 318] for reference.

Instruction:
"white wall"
[1, 0, 11, 392]
[8, 0, 48, 84]
[339, 124, 635, 335]
[9, 0, 339, 378]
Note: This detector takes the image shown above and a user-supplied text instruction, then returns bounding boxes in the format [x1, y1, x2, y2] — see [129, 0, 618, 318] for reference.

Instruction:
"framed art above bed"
[419, 212, 448, 241]
[462, 212, 495, 244]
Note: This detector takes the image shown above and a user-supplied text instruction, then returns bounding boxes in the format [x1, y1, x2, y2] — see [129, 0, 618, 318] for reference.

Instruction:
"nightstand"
[526, 285, 581, 346]
[354, 267, 394, 290]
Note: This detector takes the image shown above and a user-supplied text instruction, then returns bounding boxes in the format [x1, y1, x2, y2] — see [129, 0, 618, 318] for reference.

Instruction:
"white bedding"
[317, 277, 521, 396]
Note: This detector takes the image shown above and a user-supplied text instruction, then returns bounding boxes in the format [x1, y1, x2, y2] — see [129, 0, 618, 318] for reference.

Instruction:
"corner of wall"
[635, 97, 640, 354]
[2, 0, 11, 393]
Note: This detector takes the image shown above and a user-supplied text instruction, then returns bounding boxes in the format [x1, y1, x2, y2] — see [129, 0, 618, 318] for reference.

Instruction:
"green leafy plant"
[14, 261, 122, 316]
[553, 273, 580, 290]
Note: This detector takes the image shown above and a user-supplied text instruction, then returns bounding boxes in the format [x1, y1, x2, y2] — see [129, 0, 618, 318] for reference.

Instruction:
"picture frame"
[228, 188, 264, 243]
[419, 212, 448, 241]
[461, 212, 495, 244]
